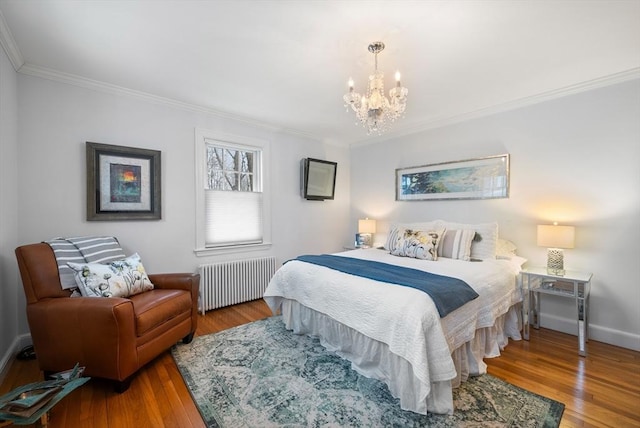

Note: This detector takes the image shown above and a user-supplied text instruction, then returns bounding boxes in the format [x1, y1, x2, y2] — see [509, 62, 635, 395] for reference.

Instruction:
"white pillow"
[68, 253, 154, 298]
[435, 220, 499, 260]
[438, 229, 475, 261]
[496, 238, 518, 259]
[508, 255, 528, 268]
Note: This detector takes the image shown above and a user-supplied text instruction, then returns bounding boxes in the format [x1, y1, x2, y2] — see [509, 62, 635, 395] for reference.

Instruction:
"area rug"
[172, 316, 564, 427]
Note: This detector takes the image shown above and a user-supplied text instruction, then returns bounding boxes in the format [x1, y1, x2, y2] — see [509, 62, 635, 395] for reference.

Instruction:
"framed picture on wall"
[395, 154, 510, 201]
[86, 142, 161, 221]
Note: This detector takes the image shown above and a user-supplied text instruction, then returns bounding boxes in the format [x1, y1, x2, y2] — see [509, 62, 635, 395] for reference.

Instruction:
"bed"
[263, 220, 525, 415]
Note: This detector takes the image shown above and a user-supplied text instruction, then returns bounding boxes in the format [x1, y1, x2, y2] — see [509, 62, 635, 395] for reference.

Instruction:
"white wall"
[1, 73, 350, 363]
[350, 79, 640, 351]
[0, 37, 20, 373]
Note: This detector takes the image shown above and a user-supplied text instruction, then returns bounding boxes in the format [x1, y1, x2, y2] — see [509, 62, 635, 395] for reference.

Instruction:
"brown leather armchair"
[15, 243, 199, 391]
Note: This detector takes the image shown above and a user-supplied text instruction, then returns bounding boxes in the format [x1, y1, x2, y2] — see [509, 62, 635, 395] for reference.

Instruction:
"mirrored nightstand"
[521, 267, 593, 356]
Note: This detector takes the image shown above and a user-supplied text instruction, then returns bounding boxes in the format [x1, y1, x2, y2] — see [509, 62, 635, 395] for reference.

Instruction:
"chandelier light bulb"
[342, 41, 408, 135]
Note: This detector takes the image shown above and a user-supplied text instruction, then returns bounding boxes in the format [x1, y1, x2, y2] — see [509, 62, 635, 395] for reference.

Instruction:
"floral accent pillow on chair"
[68, 253, 154, 298]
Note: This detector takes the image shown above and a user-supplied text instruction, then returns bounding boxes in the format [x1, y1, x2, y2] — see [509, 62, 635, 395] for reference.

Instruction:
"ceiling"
[0, 1, 638, 146]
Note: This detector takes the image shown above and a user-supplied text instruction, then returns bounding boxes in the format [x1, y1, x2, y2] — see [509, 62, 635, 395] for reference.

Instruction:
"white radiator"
[198, 257, 278, 314]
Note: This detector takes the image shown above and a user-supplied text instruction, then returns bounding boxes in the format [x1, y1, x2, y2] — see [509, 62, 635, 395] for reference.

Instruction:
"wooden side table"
[521, 267, 593, 356]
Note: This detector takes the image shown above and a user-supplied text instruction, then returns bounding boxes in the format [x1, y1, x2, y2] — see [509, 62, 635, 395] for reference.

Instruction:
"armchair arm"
[27, 297, 138, 381]
[149, 273, 200, 293]
[148, 273, 200, 329]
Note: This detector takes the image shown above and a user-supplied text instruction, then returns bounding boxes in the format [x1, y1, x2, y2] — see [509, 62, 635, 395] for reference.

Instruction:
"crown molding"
[17, 63, 323, 143]
[14, 60, 640, 149]
[348, 67, 640, 147]
[417, 67, 640, 131]
[0, 10, 24, 71]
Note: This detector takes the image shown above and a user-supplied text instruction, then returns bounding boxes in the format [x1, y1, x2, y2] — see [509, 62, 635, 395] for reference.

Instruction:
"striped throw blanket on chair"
[45, 236, 126, 290]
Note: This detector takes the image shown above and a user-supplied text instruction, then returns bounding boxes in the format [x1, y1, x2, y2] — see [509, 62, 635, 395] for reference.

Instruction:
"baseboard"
[0, 333, 32, 384]
[540, 312, 640, 352]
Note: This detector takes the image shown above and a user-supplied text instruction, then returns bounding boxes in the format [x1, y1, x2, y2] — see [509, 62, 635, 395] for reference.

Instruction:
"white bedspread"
[263, 248, 523, 414]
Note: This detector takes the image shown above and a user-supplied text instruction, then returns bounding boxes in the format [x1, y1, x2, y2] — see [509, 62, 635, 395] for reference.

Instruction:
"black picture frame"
[86, 142, 161, 221]
[301, 158, 337, 200]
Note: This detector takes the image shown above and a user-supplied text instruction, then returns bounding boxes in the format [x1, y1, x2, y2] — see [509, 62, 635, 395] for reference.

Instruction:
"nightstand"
[521, 267, 593, 356]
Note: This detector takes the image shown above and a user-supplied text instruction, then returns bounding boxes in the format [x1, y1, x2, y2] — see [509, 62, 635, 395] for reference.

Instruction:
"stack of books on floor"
[0, 384, 63, 418]
[0, 364, 87, 423]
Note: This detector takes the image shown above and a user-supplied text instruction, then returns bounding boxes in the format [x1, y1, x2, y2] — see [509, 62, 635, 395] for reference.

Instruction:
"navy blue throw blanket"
[292, 254, 479, 317]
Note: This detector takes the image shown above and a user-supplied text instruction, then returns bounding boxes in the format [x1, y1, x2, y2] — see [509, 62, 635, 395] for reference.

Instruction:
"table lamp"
[537, 223, 575, 276]
[358, 218, 376, 248]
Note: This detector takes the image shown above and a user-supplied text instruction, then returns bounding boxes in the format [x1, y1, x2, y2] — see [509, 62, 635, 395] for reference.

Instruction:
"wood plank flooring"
[1, 299, 638, 427]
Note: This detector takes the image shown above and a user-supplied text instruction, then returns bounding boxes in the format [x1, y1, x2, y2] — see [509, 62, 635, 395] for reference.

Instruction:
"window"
[205, 143, 262, 246]
[195, 129, 271, 255]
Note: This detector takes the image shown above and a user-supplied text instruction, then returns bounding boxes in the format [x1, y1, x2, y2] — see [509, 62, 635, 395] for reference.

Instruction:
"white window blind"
[205, 190, 263, 246]
[203, 141, 263, 248]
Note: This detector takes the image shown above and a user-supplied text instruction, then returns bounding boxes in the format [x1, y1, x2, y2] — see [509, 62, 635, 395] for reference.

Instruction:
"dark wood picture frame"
[86, 142, 161, 221]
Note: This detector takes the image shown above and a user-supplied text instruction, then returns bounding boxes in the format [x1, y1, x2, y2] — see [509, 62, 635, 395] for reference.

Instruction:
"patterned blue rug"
[172, 316, 564, 427]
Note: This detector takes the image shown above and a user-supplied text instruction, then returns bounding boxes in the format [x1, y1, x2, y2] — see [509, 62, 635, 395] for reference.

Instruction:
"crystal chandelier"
[343, 41, 408, 135]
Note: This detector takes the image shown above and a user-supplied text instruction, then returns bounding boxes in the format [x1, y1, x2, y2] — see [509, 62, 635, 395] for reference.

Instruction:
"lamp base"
[355, 233, 372, 248]
[547, 248, 565, 276]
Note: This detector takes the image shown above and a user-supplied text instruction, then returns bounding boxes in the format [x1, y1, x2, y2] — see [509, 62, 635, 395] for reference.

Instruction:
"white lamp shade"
[358, 218, 377, 234]
[537, 225, 575, 249]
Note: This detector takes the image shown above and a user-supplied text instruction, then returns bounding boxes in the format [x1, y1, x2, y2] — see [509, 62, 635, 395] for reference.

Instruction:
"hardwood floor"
[1, 299, 638, 427]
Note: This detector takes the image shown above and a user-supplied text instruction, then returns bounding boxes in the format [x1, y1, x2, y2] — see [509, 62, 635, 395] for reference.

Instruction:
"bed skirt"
[278, 299, 521, 415]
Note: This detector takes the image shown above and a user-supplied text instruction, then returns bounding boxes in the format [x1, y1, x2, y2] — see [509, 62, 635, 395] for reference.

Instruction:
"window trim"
[194, 128, 271, 256]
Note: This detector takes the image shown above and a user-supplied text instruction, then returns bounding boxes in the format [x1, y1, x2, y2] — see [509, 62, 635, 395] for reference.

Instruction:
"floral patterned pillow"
[68, 253, 154, 298]
[390, 229, 444, 261]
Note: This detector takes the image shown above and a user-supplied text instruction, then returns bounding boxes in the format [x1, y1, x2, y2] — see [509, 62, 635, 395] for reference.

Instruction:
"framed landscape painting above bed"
[396, 154, 510, 201]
